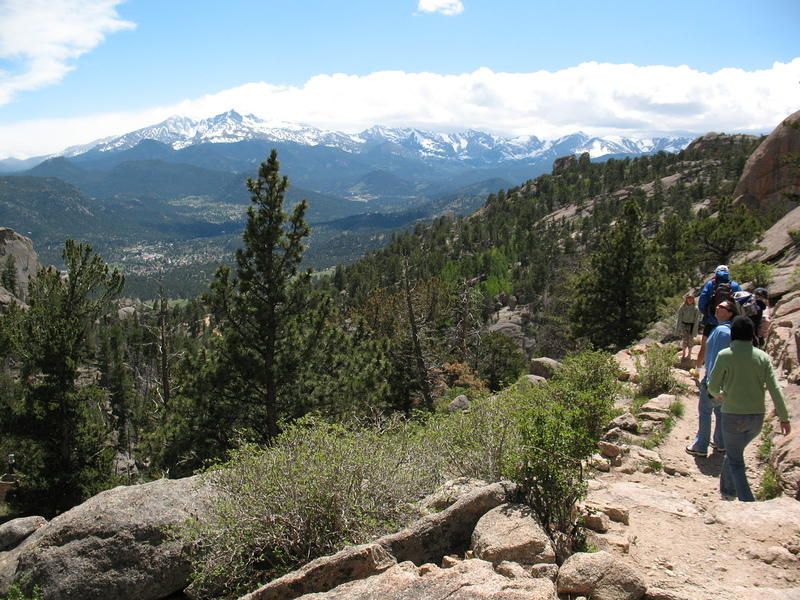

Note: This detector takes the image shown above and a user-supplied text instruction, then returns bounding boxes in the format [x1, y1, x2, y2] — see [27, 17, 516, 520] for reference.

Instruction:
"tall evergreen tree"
[570, 199, 656, 350]
[206, 149, 318, 440]
[5, 240, 123, 515]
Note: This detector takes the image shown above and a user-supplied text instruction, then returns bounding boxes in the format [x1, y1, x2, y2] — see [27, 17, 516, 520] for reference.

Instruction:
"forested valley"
[0, 131, 782, 596]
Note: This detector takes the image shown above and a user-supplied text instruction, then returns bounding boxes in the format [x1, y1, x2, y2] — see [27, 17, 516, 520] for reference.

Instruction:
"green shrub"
[757, 465, 782, 500]
[635, 344, 677, 398]
[510, 350, 619, 558]
[730, 262, 775, 288]
[788, 229, 800, 246]
[179, 417, 443, 598]
[757, 423, 774, 461]
[179, 349, 622, 592]
[0, 583, 43, 600]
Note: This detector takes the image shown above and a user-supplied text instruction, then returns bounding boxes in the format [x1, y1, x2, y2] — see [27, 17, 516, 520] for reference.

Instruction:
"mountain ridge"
[53, 110, 692, 168]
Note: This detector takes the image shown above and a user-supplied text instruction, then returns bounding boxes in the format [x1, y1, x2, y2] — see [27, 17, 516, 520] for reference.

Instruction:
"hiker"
[686, 299, 737, 458]
[675, 293, 701, 361]
[708, 316, 792, 501]
[753, 287, 771, 347]
[696, 265, 741, 366]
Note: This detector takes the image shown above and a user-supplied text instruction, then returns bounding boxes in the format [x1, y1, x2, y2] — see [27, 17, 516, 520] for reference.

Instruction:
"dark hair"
[730, 316, 755, 342]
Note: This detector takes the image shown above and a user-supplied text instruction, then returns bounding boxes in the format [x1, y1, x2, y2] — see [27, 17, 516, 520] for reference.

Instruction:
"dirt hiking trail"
[585, 360, 800, 600]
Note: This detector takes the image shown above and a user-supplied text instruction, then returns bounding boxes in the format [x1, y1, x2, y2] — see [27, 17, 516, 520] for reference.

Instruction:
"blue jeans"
[690, 379, 723, 452]
[720, 413, 764, 502]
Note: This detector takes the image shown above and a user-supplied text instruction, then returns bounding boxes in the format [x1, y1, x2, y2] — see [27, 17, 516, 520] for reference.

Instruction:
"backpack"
[708, 279, 733, 316]
[733, 291, 759, 317]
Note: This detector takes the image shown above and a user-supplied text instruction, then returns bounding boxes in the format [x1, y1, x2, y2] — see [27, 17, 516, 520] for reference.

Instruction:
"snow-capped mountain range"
[60, 110, 692, 165]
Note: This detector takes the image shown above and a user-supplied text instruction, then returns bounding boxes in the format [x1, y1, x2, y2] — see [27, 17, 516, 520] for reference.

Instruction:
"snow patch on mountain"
[59, 110, 693, 164]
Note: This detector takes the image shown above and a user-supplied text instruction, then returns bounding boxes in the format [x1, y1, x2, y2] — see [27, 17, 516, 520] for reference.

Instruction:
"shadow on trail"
[691, 452, 725, 477]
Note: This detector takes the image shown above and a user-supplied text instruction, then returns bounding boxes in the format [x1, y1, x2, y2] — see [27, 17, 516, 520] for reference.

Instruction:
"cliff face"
[0, 227, 41, 305]
[734, 110, 800, 215]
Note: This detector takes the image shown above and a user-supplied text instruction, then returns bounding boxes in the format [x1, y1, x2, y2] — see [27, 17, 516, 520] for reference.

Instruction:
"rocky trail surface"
[585, 361, 800, 600]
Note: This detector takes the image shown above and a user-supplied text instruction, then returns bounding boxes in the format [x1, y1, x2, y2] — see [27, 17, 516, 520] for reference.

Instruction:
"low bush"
[178, 349, 621, 594]
[730, 261, 775, 288]
[180, 417, 443, 598]
[635, 344, 678, 398]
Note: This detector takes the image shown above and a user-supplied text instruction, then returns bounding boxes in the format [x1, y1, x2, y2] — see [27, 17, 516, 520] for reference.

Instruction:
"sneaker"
[710, 443, 726, 453]
[685, 445, 706, 457]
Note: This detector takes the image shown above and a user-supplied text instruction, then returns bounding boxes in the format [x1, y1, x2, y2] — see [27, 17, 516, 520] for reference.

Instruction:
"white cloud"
[417, 0, 464, 16]
[0, 0, 134, 105]
[1, 59, 799, 159]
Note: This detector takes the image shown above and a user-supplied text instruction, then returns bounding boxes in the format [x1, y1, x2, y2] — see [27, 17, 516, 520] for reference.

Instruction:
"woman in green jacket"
[708, 316, 792, 501]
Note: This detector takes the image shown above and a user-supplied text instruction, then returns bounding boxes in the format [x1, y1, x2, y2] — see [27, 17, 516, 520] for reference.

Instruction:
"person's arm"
[708, 352, 729, 398]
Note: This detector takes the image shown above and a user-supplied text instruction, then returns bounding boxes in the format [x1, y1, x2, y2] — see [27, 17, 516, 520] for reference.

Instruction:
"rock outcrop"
[734, 109, 800, 215]
[0, 476, 214, 600]
[0, 227, 40, 305]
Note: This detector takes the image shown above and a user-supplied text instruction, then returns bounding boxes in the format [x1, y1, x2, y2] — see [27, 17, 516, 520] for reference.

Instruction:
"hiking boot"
[685, 445, 706, 457]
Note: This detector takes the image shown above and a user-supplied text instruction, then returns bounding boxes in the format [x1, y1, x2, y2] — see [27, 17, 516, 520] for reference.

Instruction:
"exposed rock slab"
[710, 496, 800, 541]
[240, 544, 396, 600]
[734, 109, 800, 215]
[295, 559, 558, 599]
[586, 482, 699, 518]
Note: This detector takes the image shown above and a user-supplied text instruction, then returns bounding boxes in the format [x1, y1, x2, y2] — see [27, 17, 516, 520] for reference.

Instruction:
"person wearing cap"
[708, 316, 792, 501]
[696, 265, 741, 366]
[686, 299, 738, 458]
[674, 293, 701, 361]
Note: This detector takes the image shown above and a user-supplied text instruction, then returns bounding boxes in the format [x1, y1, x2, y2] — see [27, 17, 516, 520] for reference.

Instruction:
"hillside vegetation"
[0, 132, 779, 597]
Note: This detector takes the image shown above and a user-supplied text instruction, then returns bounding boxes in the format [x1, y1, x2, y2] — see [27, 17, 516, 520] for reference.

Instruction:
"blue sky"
[0, 0, 798, 158]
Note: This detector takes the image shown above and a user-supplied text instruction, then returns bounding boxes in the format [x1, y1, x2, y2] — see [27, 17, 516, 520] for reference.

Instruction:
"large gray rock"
[0, 476, 214, 600]
[0, 227, 40, 304]
[0, 516, 46, 551]
[734, 109, 800, 215]
[471, 503, 555, 565]
[557, 551, 646, 600]
[295, 559, 558, 599]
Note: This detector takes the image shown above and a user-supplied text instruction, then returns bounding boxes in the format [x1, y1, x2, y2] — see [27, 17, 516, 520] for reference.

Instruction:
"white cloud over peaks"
[1, 59, 799, 159]
[417, 0, 464, 16]
[0, 0, 134, 105]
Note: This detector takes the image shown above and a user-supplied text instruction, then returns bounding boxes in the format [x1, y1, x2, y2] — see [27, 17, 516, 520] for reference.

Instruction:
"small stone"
[597, 441, 624, 458]
[441, 555, 460, 568]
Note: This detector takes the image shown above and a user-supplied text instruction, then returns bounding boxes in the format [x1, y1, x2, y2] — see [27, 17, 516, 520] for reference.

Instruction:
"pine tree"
[570, 199, 657, 350]
[7, 240, 123, 515]
[205, 149, 317, 440]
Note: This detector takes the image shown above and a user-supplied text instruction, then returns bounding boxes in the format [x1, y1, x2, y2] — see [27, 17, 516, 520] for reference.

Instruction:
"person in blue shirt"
[686, 299, 737, 457]
[696, 265, 740, 366]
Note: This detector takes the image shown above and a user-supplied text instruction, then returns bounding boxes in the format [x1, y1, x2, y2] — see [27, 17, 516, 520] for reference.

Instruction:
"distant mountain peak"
[53, 111, 695, 168]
